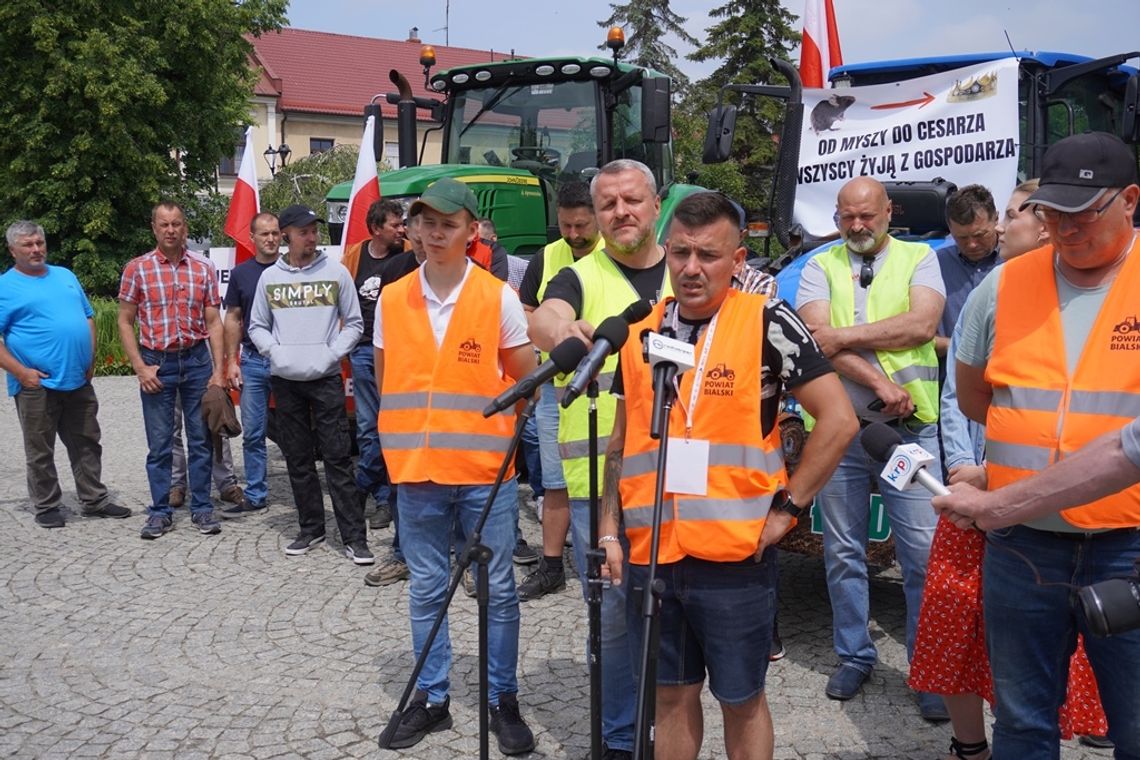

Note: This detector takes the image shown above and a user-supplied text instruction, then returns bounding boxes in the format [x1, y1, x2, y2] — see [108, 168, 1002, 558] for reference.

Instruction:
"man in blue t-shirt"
[221, 211, 281, 516]
[0, 221, 131, 528]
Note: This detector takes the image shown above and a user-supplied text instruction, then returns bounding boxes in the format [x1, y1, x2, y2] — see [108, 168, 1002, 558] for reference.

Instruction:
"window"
[218, 134, 244, 176]
[384, 141, 401, 168]
[310, 137, 334, 155]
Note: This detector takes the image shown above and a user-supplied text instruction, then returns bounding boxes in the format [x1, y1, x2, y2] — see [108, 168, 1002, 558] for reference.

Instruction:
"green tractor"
[325, 32, 705, 253]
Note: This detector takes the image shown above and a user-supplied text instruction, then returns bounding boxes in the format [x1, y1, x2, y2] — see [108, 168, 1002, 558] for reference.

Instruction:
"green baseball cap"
[409, 177, 479, 218]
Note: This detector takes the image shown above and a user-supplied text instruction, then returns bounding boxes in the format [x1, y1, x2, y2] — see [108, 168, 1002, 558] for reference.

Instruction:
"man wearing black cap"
[247, 204, 371, 565]
[954, 131, 1140, 757]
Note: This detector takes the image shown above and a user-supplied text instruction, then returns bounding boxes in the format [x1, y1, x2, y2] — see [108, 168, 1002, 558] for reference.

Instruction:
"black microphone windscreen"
[861, 422, 903, 462]
[550, 337, 589, 372]
[592, 316, 631, 353]
[621, 299, 652, 323]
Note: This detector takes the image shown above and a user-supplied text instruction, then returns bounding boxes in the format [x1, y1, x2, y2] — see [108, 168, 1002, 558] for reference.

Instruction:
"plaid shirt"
[733, 264, 778, 297]
[118, 249, 220, 350]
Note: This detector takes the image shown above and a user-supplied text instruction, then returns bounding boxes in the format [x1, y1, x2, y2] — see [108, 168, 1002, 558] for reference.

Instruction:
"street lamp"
[263, 143, 291, 175]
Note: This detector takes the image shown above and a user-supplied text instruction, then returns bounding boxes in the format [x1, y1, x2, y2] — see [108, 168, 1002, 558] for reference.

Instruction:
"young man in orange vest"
[952, 131, 1140, 757]
[374, 177, 538, 754]
[600, 192, 857, 760]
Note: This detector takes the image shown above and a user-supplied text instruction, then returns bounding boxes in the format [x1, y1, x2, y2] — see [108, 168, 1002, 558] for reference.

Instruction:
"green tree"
[0, 0, 287, 295]
[257, 146, 365, 244]
[598, 1, 698, 91]
[685, 1, 800, 222]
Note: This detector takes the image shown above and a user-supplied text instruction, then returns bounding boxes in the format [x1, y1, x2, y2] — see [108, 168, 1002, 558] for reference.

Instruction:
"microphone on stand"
[560, 300, 653, 409]
[861, 422, 948, 497]
[483, 337, 588, 417]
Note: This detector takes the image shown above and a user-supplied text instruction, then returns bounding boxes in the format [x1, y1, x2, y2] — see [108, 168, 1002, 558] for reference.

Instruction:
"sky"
[283, 0, 1139, 82]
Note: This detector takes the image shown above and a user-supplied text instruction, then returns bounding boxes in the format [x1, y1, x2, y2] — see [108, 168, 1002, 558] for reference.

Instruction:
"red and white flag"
[342, 114, 382, 250]
[223, 127, 260, 264]
[799, 0, 843, 89]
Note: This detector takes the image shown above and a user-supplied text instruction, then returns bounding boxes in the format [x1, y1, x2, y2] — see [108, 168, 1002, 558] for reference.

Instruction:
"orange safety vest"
[378, 266, 516, 485]
[618, 291, 788, 564]
[468, 238, 494, 272]
[985, 238, 1140, 529]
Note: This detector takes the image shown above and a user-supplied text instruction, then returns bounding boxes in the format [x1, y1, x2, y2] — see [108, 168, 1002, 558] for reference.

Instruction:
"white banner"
[795, 58, 1020, 237]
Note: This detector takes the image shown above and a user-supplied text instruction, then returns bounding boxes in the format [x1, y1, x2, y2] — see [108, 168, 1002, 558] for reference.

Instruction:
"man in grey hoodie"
[248, 204, 372, 564]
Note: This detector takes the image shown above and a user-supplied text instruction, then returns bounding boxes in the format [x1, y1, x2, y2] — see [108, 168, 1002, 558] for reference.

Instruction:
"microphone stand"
[377, 397, 537, 760]
[585, 378, 608, 760]
[632, 361, 677, 760]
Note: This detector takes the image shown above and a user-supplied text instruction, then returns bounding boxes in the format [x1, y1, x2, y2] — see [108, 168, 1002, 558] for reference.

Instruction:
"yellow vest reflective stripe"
[554, 251, 672, 498]
[817, 238, 940, 423]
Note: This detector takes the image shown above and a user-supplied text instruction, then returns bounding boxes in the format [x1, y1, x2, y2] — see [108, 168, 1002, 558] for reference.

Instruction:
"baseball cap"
[277, 204, 325, 229]
[409, 178, 479, 218]
[1021, 132, 1140, 212]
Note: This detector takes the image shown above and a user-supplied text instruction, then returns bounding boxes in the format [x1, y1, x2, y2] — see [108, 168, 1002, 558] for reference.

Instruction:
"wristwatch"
[771, 489, 806, 519]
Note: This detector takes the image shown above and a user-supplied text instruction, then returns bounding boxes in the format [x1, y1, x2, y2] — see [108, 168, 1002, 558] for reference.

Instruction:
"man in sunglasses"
[795, 177, 947, 717]
[952, 131, 1140, 757]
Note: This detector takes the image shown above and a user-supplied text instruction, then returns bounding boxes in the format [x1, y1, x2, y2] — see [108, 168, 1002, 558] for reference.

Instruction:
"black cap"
[1021, 132, 1140, 213]
[277, 204, 325, 229]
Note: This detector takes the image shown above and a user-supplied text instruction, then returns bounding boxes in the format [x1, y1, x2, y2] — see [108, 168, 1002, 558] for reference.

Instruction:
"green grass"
[91, 297, 132, 376]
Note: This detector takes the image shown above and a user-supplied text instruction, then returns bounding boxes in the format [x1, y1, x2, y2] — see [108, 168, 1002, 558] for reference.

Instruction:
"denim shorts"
[626, 549, 777, 705]
[536, 381, 565, 490]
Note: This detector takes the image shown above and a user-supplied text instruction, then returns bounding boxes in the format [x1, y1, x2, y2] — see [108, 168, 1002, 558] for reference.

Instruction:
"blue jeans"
[238, 347, 271, 506]
[537, 382, 566, 490]
[399, 481, 521, 704]
[570, 498, 635, 752]
[349, 344, 391, 505]
[139, 343, 214, 517]
[984, 525, 1140, 759]
[520, 412, 543, 498]
[818, 421, 939, 670]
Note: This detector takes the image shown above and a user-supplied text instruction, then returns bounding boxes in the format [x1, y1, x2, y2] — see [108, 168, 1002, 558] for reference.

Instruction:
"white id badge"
[665, 438, 710, 496]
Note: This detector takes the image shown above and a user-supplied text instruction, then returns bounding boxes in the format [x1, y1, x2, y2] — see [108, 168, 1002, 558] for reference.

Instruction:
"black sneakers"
[140, 514, 173, 539]
[517, 559, 567, 601]
[344, 541, 375, 565]
[378, 691, 452, 749]
[82, 503, 132, 519]
[284, 533, 326, 555]
[34, 508, 65, 529]
[489, 693, 535, 755]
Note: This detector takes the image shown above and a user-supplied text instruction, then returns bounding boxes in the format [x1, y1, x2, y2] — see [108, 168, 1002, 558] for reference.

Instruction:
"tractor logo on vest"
[459, 338, 483, 364]
[703, 362, 736, 396]
[1110, 315, 1140, 350]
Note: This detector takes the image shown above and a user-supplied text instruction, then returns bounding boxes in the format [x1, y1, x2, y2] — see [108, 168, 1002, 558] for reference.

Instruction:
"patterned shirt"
[118, 249, 220, 350]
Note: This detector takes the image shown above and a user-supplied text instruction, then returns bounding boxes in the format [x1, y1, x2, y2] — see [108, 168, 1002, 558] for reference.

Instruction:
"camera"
[1078, 559, 1140, 637]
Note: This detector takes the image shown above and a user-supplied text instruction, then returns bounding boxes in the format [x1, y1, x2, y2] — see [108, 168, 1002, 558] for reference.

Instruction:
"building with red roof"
[219, 27, 518, 191]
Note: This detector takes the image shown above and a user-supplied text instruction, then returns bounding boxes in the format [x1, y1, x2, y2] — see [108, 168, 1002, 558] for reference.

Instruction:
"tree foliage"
[681, 0, 800, 221]
[598, 1, 698, 91]
[257, 146, 365, 244]
[0, 0, 287, 295]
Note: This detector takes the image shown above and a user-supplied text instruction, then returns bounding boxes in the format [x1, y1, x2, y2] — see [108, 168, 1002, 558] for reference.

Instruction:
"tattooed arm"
[599, 400, 626, 586]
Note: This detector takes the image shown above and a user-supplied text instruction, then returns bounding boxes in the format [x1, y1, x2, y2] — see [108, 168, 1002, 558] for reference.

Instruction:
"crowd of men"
[2, 130, 1138, 760]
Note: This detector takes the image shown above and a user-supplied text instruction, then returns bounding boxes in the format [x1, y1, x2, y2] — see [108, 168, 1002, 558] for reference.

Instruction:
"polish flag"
[799, 0, 843, 88]
[342, 114, 382, 250]
[223, 127, 260, 264]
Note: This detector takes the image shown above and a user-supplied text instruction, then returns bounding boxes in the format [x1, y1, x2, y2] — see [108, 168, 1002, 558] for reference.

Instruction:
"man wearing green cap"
[375, 178, 538, 754]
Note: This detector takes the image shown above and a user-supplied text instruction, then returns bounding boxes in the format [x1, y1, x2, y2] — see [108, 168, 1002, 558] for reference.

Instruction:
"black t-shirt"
[354, 250, 420, 345]
[611, 297, 832, 437]
[543, 256, 667, 317]
[223, 257, 276, 352]
[518, 253, 546, 308]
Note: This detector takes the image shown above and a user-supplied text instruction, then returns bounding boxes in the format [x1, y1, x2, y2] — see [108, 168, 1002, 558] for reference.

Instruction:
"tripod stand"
[377, 398, 537, 760]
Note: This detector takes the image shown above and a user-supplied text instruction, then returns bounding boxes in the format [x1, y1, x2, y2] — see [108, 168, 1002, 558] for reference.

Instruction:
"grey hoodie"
[248, 250, 363, 381]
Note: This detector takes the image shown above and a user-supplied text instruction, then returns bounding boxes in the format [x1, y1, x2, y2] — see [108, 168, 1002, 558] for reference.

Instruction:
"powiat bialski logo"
[1111, 316, 1140, 350]
[459, 338, 482, 364]
[703, 362, 736, 396]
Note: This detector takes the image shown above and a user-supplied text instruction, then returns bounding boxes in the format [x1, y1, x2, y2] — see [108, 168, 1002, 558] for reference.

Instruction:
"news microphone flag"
[342, 114, 382, 250]
[223, 127, 260, 264]
[799, 0, 843, 89]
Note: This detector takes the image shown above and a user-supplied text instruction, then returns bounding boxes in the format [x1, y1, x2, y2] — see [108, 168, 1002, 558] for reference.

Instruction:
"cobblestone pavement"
[0, 378, 1112, 759]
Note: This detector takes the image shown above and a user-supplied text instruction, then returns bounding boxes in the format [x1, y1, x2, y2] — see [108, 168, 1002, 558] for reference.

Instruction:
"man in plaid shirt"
[117, 201, 226, 540]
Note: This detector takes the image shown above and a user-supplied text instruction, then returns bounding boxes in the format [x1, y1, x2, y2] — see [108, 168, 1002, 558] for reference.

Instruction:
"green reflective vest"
[816, 238, 940, 423]
[553, 251, 672, 498]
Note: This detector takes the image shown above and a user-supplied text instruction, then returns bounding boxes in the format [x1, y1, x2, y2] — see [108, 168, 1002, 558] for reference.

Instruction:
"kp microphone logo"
[886, 455, 911, 485]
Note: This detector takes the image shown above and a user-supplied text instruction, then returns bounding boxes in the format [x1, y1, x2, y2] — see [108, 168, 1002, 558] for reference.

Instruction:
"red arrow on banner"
[871, 91, 935, 110]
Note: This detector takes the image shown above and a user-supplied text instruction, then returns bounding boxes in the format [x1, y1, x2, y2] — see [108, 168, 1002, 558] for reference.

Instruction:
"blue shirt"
[223, 257, 276, 352]
[935, 243, 1000, 341]
[0, 265, 94, 396]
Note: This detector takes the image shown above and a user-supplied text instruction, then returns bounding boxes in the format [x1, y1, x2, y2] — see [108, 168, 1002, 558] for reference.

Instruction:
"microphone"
[560, 300, 653, 409]
[483, 337, 588, 417]
[861, 422, 949, 497]
[645, 331, 695, 374]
